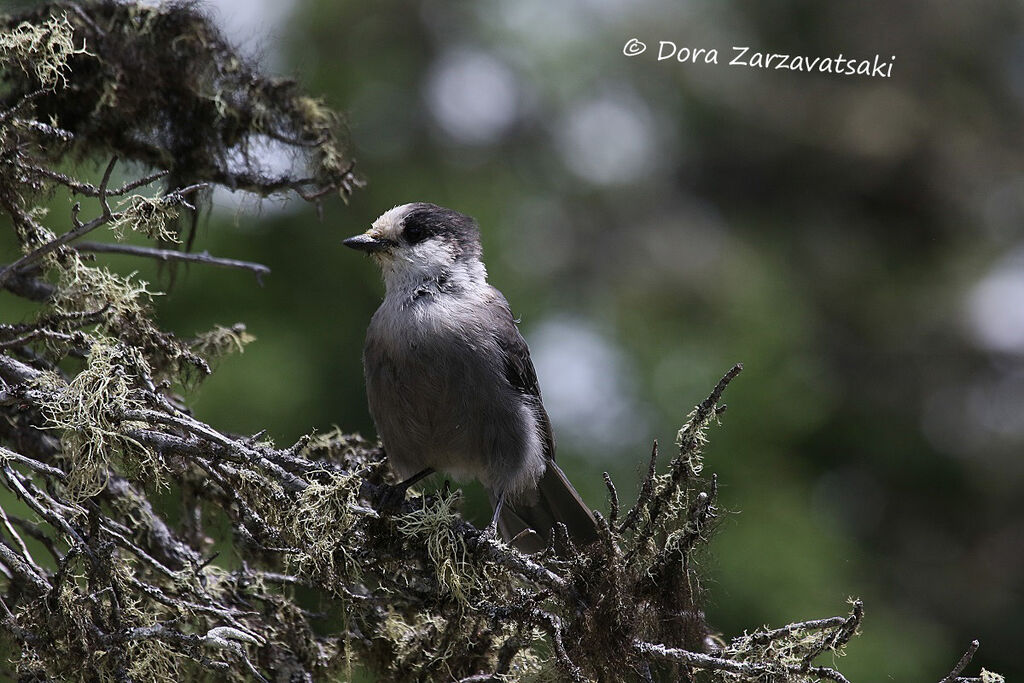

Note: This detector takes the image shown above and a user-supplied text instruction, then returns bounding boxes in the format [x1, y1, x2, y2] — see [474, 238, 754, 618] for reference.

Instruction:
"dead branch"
[74, 242, 271, 282]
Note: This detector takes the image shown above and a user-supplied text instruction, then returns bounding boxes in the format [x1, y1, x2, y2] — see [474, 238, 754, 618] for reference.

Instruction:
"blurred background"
[5, 0, 1024, 679]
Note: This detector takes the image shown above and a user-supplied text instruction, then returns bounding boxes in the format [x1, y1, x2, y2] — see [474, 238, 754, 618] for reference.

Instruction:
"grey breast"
[363, 292, 535, 487]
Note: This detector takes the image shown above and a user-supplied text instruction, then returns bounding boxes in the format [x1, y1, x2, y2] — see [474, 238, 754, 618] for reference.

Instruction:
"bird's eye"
[403, 219, 428, 244]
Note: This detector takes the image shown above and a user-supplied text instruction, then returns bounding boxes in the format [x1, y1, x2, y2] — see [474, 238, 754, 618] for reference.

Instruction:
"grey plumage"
[345, 202, 598, 553]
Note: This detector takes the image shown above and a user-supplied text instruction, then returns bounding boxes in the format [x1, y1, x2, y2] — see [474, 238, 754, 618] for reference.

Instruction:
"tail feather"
[497, 461, 599, 554]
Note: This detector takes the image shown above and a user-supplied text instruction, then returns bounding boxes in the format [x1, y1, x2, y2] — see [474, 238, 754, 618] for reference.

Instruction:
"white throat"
[379, 249, 487, 299]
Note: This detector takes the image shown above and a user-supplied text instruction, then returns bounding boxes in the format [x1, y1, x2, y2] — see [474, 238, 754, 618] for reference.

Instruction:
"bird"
[343, 202, 599, 554]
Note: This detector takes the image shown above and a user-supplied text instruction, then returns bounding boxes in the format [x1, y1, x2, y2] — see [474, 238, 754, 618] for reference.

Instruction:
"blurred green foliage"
[3, 0, 1022, 679]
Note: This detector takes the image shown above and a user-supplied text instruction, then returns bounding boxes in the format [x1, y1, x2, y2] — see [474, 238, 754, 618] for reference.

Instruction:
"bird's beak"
[342, 233, 391, 253]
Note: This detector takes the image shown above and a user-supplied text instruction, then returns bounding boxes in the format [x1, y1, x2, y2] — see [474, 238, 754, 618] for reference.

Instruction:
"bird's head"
[344, 203, 486, 291]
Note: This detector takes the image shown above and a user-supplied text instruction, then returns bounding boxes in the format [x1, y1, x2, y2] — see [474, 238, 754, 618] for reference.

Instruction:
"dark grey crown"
[401, 203, 482, 260]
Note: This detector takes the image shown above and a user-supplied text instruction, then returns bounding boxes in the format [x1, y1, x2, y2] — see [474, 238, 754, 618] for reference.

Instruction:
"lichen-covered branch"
[0, 3, 1000, 682]
[1, 0, 363, 249]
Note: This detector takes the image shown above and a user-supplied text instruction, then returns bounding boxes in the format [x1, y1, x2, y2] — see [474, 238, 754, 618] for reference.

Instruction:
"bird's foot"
[372, 468, 435, 514]
[479, 495, 504, 545]
[479, 517, 501, 543]
[372, 482, 411, 514]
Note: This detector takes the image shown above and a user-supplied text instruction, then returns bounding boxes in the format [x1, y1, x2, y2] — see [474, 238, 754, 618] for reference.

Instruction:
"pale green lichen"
[676, 404, 718, 477]
[515, 659, 562, 683]
[191, 323, 256, 360]
[498, 629, 553, 683]
[34, 338, 158, 499]
[303, 425, 349, 453]
[395, 490, 479, 606]
[123, 638, 190, 683]
[726, 628, 833, 669]
[284, 470, 363, 589]
[111, 194, 183, 243]
[300, 427, 380, 474]
[721, 601, 862, 682]
[293, 95, 353, 196]
[380, 610, 451, 670]
[12, 207, 56, 251]
[0, 12, 87, 90]
[10, 553, 193, 681]
[53, 256, 158, 320]
[115, 561, 194, 683]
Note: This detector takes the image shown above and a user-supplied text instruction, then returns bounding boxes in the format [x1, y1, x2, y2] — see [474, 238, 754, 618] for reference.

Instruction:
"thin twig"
[678, 363, 744, 455]
[798, 600, 863, 669]
[0, 168, 206, 286]
[603, 471, 619, 526]
[940, 640, 980, 683]
[0, 505, 40, 574]
[738, 615, 849, 647]
[0, 89, 47, 124]
[1, 465, 84, 546]
[20, 162, 169, 198]
[75, 242, 270, 283]
[617, 440, 659, 534]
[0, 446, 68, 479]
[636, 640, 853, 683]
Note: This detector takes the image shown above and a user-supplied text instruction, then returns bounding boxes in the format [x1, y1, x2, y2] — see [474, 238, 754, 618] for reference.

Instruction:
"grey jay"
[344, 202, 598, 553]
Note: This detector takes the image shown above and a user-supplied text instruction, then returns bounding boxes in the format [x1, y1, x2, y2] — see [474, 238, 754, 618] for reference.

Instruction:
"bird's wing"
[488, 287, 556, 461]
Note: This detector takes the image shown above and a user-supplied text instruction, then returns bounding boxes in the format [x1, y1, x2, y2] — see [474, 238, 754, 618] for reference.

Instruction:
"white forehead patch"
[371, 203, 417, 241]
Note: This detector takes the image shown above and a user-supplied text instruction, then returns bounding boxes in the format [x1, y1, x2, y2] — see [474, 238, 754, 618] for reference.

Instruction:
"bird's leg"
[375, 467, 434, 512]
[399, 467, 435, 490]
[482, 492, 504, 541]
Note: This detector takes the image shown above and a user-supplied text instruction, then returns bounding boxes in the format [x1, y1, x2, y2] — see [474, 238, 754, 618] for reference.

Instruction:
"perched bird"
[344, 203, 598, 553]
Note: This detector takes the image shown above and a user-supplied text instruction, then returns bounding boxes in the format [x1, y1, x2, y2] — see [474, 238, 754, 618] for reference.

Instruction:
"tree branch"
[75, 242, 271, 283]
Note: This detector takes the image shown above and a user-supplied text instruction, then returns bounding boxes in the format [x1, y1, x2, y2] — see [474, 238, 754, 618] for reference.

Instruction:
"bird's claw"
[373, 483, 410, 513]
[479, 518, 500, 544]
[373, 468, 433, 514]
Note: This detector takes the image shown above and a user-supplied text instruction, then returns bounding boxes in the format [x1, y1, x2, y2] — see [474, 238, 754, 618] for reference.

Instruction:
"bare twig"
[20, 162, 169, 198]
[940, 640, 980, 683]
[0, 538, 49, 596]
[0, 505, 40, 574]
[76, 242, 271, 283]
[617, 440, 659, 534]
[0, 446, 68, 479]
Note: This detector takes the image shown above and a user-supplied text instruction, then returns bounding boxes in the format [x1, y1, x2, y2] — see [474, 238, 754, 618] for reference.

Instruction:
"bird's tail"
[495, 461, 599, 554]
